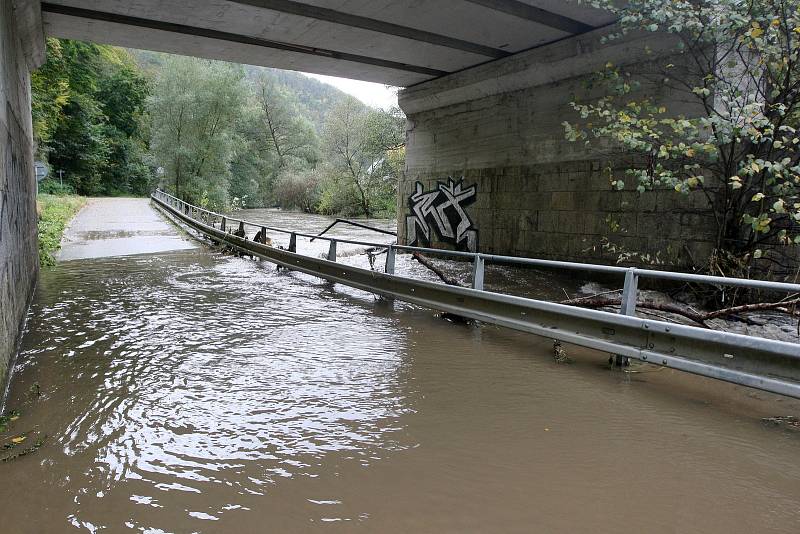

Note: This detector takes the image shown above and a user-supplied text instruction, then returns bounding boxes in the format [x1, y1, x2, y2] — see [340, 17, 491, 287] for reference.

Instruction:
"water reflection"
[2, 249, 414, 530]
[0, 209, 799, 533]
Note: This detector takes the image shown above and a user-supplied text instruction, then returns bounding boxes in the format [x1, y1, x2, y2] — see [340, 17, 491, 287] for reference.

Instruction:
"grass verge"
[37, 194, 86, 266]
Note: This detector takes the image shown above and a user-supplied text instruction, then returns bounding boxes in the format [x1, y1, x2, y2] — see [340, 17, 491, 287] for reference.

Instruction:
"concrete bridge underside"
[1, 0, 711, 387]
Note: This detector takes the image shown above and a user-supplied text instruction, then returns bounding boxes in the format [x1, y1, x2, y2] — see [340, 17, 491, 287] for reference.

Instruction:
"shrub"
[273, 167, 322, 212]
[37, 194, 86, 266]
[38, 179, 76, 195]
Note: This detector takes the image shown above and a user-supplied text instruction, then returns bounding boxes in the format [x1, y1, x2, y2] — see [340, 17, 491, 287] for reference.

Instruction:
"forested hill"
[245, 67, 355, 132]
[132, 49, 358, 131]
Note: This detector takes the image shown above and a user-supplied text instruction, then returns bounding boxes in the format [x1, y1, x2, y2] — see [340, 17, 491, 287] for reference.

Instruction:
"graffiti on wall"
[406, 177, 478, 252]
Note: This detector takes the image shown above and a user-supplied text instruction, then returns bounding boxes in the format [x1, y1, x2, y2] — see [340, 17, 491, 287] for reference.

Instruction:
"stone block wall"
[0, 0, 43, 392]
[397, 27, 715, 268]
[398, 162, 716, 268]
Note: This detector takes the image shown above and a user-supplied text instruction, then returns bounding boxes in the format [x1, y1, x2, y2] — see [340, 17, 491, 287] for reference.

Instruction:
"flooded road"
[59, 198, 196, 261]
[1, 202, 799, 533]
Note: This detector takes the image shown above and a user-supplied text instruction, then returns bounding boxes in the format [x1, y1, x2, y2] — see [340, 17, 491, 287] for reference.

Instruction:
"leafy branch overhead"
[567, 0, 800, 272]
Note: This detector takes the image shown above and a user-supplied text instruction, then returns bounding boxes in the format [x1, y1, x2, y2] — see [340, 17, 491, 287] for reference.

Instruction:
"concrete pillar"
[0, 0, 44, 391]
[397, 27, 715, 268]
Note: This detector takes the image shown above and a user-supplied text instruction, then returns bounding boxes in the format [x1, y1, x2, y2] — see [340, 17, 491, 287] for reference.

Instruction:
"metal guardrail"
[151, 190, 800, 399]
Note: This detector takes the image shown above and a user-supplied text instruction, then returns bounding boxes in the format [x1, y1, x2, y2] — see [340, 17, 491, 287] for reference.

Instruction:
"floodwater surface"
[1, 205, 799, 533]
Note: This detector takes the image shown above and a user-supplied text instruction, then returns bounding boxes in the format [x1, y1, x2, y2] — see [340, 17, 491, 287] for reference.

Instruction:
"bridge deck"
[58, 197, 197, 262]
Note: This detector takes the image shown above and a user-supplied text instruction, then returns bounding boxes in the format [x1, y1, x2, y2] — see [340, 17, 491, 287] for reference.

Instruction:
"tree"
[322, 98, 405, 217]
[230, 74, 320, 207]
[148, 57, 247, 209]
[252, 74, 318, 169]
[30, 38, 69, 151]
[565, 0, 800, 278]
[31, 39, 152, 196]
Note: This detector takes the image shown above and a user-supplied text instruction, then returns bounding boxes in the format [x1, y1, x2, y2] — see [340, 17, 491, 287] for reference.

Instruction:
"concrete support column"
[396, 28, 714, 269]
[0, 0, 44, 392]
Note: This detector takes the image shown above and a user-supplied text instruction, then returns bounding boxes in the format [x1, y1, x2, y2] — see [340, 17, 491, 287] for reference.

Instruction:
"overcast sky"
[302, 73, 399, 110]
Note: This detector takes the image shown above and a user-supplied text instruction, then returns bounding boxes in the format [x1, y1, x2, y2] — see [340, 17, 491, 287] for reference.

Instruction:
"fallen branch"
[411, 252, 464, 287]
[702, 298, 800, 321]
[405, 252, 798, 331]
[559, 297, 800, 329]
[560, 297, 711, 327]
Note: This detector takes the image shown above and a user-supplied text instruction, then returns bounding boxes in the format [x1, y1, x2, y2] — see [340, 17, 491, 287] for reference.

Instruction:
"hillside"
[245, 66, 356, 131]
[130, 49, 360, 132]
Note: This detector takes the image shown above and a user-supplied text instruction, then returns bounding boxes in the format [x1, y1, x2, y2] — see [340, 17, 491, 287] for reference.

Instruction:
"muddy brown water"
[1, 206, 799, 533]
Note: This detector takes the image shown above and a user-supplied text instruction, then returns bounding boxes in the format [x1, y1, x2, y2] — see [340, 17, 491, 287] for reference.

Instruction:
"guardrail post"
[472, 254, 485, 291]
[613, 268, 639, 367]
[327, 240, 337, 262]
[259, 226, 267, 244]
[288, 232, 297, 253]
[385, 245, 396, 274]
[221, 216, 226, 232]
[238, 221, 244, 235]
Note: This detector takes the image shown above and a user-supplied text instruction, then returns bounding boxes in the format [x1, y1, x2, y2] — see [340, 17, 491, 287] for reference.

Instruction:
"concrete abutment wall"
[0, 0, 43, 391]
[397, 28, 715, 268]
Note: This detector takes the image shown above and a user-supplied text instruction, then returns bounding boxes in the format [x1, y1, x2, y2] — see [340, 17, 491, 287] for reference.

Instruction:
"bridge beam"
[397, 27, 714, 269]
[0, 0, 45, 391]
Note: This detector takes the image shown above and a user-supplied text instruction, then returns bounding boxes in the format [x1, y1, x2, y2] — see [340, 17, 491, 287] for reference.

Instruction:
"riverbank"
[37, 194, 86, 266]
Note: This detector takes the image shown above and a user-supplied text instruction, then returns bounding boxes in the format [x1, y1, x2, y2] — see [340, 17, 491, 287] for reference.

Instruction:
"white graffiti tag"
[406, 177, 478, 252]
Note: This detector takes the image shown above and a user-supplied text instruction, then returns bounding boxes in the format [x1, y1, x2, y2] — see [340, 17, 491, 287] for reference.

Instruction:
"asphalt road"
[58, 197, 197, 261]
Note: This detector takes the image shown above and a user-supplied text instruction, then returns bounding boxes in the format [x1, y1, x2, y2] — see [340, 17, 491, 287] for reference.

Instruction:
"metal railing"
[151, 189, 800, 399]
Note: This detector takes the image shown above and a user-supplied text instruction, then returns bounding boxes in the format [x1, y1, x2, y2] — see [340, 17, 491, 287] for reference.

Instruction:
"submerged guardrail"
[151, 189, 800, 399]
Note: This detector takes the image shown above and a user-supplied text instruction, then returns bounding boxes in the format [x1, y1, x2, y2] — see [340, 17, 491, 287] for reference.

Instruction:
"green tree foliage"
[321, 97, 405, 217]
[567, 0, 800, 275]
[231, 74, 320, 208]
[30, 39, 69, 150]
[31, 39, 152, 196]
[148, 56, 247, 210]
[42, 44, 405, 216]
[247, 67, 351, 132]
[253, 74, 319, 169]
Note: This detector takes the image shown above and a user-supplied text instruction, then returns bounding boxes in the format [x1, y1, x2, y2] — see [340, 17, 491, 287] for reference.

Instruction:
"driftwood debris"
[411, 252, 464, 287]
[409, 253, 473, 323]
[552, 340, 572, 364]
[383, 250, 797, 332]
[558, 296, 800, 328]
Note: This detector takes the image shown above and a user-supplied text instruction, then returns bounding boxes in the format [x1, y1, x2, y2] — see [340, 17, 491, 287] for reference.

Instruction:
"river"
[1, 202, 799, 533]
